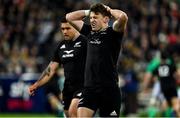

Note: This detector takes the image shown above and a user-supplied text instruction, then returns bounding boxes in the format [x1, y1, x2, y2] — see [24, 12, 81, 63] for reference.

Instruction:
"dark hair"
[90, 3, 111, 17]
[60, 16, 68, 23]
[161, 50, 169, 60]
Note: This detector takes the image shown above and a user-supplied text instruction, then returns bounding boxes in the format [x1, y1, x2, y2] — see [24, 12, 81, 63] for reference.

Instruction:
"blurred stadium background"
[0, 0, 179, 117]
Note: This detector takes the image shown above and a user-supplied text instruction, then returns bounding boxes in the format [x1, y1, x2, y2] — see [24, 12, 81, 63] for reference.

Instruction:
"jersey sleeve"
[111, 28, 124, 43]
[51, 43, 61, 64]
[146, 58, 160, 73]
[152, 65, 158, 76]
[80, 35, 87, 47]
[171, 62, 177, 73]
[80, 24, 91, 36]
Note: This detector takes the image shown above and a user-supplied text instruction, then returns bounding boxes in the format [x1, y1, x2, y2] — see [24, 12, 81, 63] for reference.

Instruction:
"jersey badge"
[74, 41, 81, 47]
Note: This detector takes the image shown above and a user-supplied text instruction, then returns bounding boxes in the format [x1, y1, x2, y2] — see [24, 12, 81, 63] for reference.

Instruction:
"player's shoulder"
[106, 27, 124, 37]
[59, 40, 67, 45]
[107, 27, 118, 34]
[79, 34, 87, 39]
[56, 40, 66, 49]
[78, 34, 87, 42]
[108, 26, 125, 33]
[106, 26, 115, 32]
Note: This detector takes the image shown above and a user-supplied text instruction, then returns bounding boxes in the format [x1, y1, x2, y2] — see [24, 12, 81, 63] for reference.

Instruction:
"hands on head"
[103, 4, 111, 12]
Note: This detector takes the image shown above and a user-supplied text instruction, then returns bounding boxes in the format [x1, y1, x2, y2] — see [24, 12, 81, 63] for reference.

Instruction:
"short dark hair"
[161, 50, 169, 60]
[90, 3, 111, 18]
[60, 16, 68, 23]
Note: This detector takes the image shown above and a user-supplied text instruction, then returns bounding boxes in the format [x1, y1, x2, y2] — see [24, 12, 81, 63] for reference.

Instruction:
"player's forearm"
[108, 8, 128, 32]
[34, 74, 53, 88]
[142, 72, 152, 90]
[34, 67, 55, 88]
[110, 9, 128, 21]
[66, 10, 87, 21]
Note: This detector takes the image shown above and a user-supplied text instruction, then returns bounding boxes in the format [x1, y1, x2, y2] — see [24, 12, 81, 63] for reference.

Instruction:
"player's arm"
[105, 6, 128, 32]
[28, 61, 59, 96]
[66, 10, 87, 31]
[142, 72, 153, 91]
[141, 57, 160, 91]
[173, 64, 180, 81]
[175, 68, 180, 85]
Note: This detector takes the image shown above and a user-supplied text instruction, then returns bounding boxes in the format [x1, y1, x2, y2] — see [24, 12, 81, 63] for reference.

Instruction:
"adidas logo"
[60, 44, 66, 49]
[64, 50, 74, 54]
[110, 110, 117, 116]
[77, 92, 82, 97]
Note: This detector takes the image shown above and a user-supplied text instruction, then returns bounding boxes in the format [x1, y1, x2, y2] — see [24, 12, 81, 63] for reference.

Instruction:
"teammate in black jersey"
[28, 17, 87, 117]
[153, 51, 180, 116]
[66, 3, 128, 117]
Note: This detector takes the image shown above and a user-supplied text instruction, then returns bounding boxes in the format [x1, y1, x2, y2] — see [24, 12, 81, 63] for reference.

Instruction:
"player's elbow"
[120, 13, 128, 23]
[124, 13, 128, 21]
[66, 13, 70, 22]
[66, 13, 75, 25]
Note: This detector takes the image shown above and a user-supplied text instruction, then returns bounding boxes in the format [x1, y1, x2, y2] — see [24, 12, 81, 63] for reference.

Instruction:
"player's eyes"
[61, 28, 70, 30]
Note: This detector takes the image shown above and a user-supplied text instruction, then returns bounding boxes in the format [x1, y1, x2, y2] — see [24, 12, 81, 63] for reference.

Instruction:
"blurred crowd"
[0, 0, 90, 74]
[0, 0, 180, 116]
[119, 0, 180, 74]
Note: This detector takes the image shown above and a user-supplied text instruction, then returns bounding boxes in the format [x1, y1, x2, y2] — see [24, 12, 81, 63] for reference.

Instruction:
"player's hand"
[28, 83, 38, 96]
[103, 4, 111, 12]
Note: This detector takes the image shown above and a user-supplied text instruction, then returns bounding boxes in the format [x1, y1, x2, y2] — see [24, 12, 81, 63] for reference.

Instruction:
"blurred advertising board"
[0, 73, 48, 113]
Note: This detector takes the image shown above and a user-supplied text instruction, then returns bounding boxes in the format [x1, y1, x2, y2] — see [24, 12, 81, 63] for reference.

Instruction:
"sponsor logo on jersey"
[62, 50, 74, 58]
[64, 50, 74, 54]
[90, 39, 101, 44]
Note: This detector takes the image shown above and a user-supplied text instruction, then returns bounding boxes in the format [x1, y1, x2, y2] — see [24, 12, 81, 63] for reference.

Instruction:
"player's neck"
[99, 24, 108, 31]
[72, 32, 80, 41]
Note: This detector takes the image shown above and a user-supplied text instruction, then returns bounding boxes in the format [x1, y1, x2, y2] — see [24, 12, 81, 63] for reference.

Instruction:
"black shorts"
[78, 86, 121, 117]
[62, 87, 83, 110]
[162, 86, 177, 104]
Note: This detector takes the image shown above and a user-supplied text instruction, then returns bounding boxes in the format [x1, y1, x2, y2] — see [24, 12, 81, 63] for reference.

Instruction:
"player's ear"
[103, 16, 110, 23]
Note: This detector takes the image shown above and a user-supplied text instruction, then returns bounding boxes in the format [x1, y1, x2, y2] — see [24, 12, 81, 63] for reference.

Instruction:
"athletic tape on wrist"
[85, 10, 90, 16]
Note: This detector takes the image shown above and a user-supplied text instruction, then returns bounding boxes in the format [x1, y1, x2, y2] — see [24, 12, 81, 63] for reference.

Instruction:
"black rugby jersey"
[80, 24, 124, 87]
[52, 35, 87, 88]
[153, 63, 177, 88]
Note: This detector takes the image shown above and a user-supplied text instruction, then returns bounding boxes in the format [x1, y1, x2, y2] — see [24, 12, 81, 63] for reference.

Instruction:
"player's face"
[61, 23, 76, 40]
[90, 12, 107, 31]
